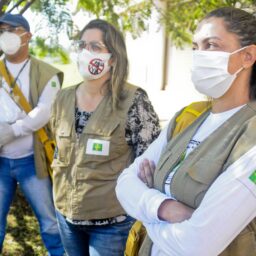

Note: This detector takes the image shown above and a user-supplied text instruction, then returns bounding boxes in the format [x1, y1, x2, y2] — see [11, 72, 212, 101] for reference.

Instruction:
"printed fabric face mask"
[77, 49, 112, 80]
[0, 31, 26, 55]
[191, 48, 244, 98]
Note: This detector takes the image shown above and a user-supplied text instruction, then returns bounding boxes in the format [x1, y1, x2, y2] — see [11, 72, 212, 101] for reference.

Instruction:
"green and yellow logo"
[93, 143, 103, 152]
[51, 81, 57, 87]
[249, 170, 256, 184]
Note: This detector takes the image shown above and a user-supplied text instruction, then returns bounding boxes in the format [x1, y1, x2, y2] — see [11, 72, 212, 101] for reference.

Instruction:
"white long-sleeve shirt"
[0, 59, 60, 159]
[116, 108, 256, 256]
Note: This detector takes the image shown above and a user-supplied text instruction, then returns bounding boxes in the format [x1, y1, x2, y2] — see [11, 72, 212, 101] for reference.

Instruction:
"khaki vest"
[29, 57, 64, 178]
[140, 102, 256, 256]
[51, 83, 138, 220]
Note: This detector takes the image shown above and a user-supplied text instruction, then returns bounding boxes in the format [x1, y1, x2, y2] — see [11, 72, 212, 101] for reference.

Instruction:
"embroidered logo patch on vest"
[93, 143, 103, 152]
[51, 81, 57, 87]
[249, 170, 256, 185]
[86, 139, 110, 156]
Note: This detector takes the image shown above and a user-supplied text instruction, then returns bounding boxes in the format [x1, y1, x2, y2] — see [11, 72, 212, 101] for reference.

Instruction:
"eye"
[207, 42, 219, 50]
[0, 27, 15, 34]
[192, 43, 198, 51]
[90, 43, 102, 53]
[75, 40, 86, 51]
[8, 27, 15, 32]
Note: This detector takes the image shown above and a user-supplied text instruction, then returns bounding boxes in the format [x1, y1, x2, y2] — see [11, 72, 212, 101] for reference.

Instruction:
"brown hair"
[80, 19, 128, 109]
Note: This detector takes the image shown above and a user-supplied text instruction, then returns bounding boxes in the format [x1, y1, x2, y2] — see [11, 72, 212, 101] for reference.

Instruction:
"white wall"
[126, 9, 205, 123]
[126, 11, 164, 92]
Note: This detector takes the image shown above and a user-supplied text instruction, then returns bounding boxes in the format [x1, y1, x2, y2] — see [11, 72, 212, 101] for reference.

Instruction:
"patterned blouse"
[75, 88, 161, 157]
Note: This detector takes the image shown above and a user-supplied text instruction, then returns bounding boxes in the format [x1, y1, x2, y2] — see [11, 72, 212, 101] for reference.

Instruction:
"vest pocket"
[185, 158, 223, 207]
[188, 158, 222, 185]
[55, 128, 72, 165]
[51, 157, 69, 168]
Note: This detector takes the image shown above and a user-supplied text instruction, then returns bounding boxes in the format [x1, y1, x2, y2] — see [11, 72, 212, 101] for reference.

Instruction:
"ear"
[25, 32, 32, 42]
[241, 45, 256, 69]
[108, 56, 115, 67]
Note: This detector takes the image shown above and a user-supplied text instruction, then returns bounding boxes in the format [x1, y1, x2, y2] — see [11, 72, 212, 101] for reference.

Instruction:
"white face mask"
[191, 49, 244, 98]
[77, 49, 112, 80]
[0, 31, 26, 55]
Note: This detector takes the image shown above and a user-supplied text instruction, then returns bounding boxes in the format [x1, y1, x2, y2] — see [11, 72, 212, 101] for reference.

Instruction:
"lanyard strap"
[0, 59, 53, 158]
[4, 58, 30, 90]
[0, 59, 31, 112]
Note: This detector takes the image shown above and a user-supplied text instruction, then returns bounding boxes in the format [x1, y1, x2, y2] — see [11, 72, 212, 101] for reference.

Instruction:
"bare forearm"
[158, 199, 194, 223]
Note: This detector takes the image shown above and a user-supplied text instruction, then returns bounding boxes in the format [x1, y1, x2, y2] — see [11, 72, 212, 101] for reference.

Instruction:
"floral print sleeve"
[125, 88, 161, 157]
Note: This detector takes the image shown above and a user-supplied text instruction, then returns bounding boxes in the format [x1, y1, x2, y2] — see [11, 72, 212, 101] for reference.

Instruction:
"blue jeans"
[0, 155, 64, 256]
[56, 210, 134, 256]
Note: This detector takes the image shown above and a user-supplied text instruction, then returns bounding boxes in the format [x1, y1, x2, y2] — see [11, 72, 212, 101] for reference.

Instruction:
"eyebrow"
[80, 40, 105, 44]
[192, 36, 222, 45]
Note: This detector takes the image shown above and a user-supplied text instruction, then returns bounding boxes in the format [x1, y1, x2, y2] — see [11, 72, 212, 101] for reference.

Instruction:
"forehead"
[81, 28, 103, 41]
[193, 17, 239, 44]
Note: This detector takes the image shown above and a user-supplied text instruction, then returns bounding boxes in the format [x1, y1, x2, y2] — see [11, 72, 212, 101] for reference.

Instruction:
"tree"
[0, 0, 154, 62]
[0, 0, 72, 63]
[0, 0, 255, 60]
[158, 0, 256, 48]
[76, 0, 153, 38]
[0, 0, 36, 16]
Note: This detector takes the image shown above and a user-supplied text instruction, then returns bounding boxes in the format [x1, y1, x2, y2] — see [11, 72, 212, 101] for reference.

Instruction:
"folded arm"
[0, 75, 60, 147]
[11, 75, 60, 136]
[146, 146, 256, 255]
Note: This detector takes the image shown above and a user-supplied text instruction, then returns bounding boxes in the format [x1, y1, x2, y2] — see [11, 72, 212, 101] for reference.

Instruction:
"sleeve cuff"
[11, 120, 23, 136]
[139, 189, 174, 223]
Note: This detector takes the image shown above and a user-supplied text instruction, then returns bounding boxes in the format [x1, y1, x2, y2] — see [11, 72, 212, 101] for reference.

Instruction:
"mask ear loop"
[234, 66, 244, 75]
[19, 32, 27, 37]
[231, 46, 248, 55]
[230, 46, 248, 75]
[19, 32, 29, 48]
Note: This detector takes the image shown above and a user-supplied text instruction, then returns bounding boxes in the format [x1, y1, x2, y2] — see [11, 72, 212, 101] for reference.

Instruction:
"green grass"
[2, 188, 47, 256]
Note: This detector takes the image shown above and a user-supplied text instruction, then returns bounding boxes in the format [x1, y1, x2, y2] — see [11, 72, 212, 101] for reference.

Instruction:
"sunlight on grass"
[54, 62, 83, 88]
[3, 189, 47, 255]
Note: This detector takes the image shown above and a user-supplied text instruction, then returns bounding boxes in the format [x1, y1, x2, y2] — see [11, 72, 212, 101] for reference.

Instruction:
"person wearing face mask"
[0, 13, 65, 255]
[50, 19, 160, 256]
[116, 7, 256, 256]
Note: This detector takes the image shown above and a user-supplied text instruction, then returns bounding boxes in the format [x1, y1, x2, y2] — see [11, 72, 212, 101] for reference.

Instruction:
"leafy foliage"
[0, 0, 72, 62]
[158, 0, 256, 48]
[30, 37, 70, 63]
[77, 0, 153, 38]
[31, 0, 73, 41]
[1, 0, 255, 58]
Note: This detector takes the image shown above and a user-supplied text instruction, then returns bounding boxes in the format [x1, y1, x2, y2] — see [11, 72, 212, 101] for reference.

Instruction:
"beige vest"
[140, 102, 256, 256]
[51, 83, 138, 220]
[29, 57, 64, 178]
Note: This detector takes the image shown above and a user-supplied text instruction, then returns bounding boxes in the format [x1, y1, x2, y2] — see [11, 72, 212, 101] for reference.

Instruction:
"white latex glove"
[0, 122, 16, 147]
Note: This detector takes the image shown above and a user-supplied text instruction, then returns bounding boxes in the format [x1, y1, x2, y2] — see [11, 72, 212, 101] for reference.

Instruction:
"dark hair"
[80, 19, 128, 109]
[203, 7, 256, 99]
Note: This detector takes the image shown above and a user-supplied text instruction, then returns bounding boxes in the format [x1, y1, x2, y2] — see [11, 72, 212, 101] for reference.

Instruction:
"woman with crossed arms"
[116, 7, 256, 256]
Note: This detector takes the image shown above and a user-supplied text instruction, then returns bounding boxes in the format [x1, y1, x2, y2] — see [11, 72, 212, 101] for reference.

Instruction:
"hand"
[158, 199, 194, 223]
[0, 122, 16, 147]
[138, 158, 156, 188]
